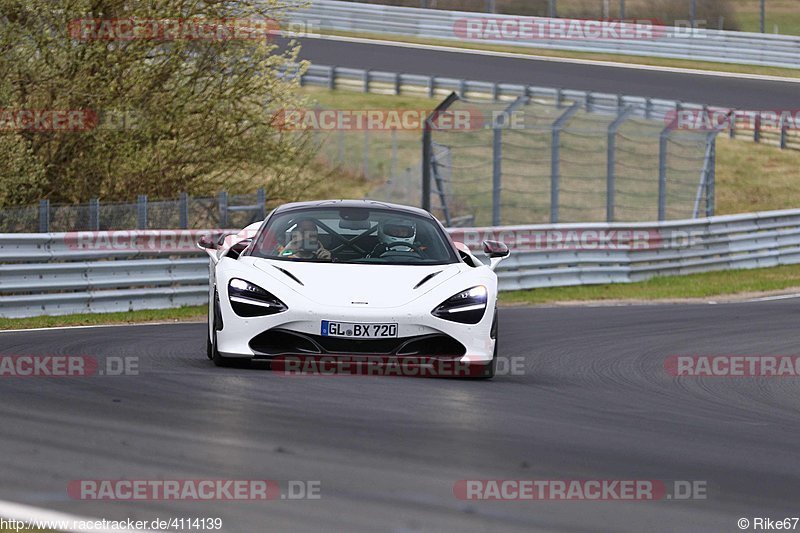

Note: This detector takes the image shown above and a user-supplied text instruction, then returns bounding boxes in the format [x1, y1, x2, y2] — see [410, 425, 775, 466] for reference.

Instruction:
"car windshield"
[249, 206, 458, 265]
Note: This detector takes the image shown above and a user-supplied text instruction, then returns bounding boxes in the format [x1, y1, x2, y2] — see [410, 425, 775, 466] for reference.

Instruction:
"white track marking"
[745, 293, 800, 302]
[0, 321, 203, 334]
[0, 499, 157, 533]
[303, 33, 800, 83]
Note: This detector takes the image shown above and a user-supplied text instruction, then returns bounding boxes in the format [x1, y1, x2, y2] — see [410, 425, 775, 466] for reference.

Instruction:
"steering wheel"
[379, 242, 424, 258]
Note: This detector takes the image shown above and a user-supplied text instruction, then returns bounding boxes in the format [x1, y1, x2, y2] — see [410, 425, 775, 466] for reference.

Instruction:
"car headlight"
[228, 278, 287, 317]
[432, 285, 488, 324]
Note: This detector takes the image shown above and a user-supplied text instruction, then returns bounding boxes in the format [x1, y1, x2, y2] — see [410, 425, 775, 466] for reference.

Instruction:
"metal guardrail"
[4, 208, 800, 318]
[291, 0, 800, 68]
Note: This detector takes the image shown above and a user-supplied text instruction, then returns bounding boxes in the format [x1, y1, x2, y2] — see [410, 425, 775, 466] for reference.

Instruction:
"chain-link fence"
[302, 91, 717, 228]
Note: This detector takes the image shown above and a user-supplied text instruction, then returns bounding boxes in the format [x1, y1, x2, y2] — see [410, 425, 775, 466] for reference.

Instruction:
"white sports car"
[198, 200, 510, 378]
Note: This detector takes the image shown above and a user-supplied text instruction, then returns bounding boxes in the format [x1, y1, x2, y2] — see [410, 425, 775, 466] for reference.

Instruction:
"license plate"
[321, 320, 398, 339]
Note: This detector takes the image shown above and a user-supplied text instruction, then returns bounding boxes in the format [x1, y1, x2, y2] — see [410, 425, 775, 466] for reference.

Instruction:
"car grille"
[249, 329, 466, 358]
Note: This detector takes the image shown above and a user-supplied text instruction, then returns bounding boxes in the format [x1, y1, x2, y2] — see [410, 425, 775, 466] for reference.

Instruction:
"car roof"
[273, 199, 434, 219]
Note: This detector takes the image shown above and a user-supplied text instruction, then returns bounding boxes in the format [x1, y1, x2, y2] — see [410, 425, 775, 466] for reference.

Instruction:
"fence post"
[548, 0, 557, 18]
[38, 199, 50, 233]
[363, 129, 370, 179]
[550, 102, 581, 223]
[179, 192, 189, 229]
[706, 134, 716, 217]
[136, 195, 147, 230]
[619, 0, 625, 19]
[606, 106, 634, 223]
[422, 92, 459, 212]
[390, 128, 398, 181]
[492, 124, 502, 226]
[491, 95, 529, 226]
[218, 191, 229, 228]
[658, 127, 670, 221]
[257, 188, 266, 220]
[89, 198, 100, 231]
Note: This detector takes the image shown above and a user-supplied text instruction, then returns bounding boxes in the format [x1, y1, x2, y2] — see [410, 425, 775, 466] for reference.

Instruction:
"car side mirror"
[197, 235, 217, 250]
[483, 240, 510, 271]
[483, 240, 510, 258]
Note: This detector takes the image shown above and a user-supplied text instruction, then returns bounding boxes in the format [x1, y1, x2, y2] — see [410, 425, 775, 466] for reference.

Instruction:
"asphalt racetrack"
[293, 36, 800, 109]
[1, 300, 799, 532]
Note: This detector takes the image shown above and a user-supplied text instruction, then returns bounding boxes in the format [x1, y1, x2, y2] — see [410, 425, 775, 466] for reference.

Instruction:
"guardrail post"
[729, 110, 736, 138]
[394, 73, 401, 95]
[363, 69, 370, 92]
[38, 199, 49, 233]
[89, 198, 100, 231]
[754, 113, 762, 143]
[218, 191, 229, 228]
[491, 82, 498, 102]
[550, 102, 580, 223]
[459, 79, 467, 99]
[137, 195, 147, 230]
[644, 98, 652, 120]
[555, 88, 563, 109]
[619, 0, 625, 19]
[780, 115, 788, 149]
[328, 66, 336, 90]
[607, 106, 634, 222]
[257, 188, 266, 220]
[585, 92, 592, 112]
[427, 76, 435, 98]
[179, 192, 189, 229]
[658, 127, 671, 221]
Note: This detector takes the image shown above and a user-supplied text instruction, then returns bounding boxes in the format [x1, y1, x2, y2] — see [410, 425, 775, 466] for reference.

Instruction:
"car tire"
[210, 292, 236, 368]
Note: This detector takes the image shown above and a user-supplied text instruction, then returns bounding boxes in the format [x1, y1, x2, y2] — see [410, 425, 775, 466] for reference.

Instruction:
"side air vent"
[413, 270, 442, 290]
[272, 266, 304, 286]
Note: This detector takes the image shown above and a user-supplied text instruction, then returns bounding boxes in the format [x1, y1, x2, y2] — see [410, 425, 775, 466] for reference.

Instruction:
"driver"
[369, 219, 419, 257]
[277, 218, 332, 261]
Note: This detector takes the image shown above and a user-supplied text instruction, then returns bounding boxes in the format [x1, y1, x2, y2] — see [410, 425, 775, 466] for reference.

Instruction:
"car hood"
[249, 259, 463, 308]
